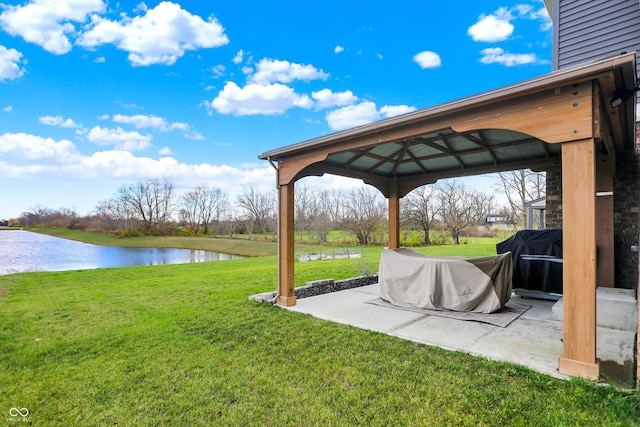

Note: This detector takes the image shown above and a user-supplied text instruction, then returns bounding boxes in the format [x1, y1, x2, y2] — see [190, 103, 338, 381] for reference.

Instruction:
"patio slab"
[280, 284, 636, 386]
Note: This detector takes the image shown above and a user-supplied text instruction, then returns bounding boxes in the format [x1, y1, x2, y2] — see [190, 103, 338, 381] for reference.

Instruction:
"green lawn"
[1, 234, 638, 425]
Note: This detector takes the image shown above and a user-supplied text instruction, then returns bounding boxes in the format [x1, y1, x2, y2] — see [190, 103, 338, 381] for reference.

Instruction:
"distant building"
[524, 197, 546, 230]
[478, 213, 516, 232]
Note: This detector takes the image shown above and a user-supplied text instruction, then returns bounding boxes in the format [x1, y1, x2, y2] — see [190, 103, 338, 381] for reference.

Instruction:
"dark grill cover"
[496, 230, 563, 294]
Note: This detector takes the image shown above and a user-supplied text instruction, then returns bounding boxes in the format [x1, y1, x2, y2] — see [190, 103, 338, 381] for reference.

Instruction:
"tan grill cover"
[379, 248, 513, 313]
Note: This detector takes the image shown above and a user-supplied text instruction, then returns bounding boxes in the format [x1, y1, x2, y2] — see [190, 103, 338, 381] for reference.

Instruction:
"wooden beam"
[276, 152, 328, 186]
[277, 181, 296, 306]
[454, 82, 593, 144]
[388, 184, 400, 249]
[596, 71, 631, 152]
[559, 138, 599, 380]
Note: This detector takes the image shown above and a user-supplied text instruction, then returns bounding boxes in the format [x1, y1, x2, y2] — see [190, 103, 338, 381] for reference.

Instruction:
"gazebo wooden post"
[558, 137, 600, 380]
[277, 180, 297, 306]
[388, 184, 400, 249]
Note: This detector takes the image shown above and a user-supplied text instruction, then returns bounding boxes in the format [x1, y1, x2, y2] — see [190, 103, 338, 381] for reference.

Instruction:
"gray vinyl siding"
[553, 0, 640, 71]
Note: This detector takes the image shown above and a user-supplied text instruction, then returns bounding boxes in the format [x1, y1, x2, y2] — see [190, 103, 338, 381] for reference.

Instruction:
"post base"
[559, 356, 600, 381]
[277, 295, 297, 306]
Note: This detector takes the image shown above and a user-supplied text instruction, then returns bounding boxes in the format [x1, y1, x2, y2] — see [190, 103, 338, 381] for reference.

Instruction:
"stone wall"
[294, 275, 379, 299]
[248, 275, 379, 304]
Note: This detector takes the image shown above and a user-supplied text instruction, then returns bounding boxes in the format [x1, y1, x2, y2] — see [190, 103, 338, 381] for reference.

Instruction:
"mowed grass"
[1, 237, 639, 425]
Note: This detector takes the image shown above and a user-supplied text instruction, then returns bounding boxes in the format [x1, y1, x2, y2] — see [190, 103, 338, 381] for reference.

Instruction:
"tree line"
[12, 170, 545, 245]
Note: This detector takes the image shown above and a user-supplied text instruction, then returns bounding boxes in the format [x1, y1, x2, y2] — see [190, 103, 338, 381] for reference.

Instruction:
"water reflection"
[0, 230, 242, 275]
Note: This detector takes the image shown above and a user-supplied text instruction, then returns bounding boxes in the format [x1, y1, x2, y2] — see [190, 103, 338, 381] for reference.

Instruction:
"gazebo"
[259, 53, 637, 381]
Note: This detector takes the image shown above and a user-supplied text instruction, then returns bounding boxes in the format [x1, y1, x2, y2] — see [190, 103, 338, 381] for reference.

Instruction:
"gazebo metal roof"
[260, 53, 636, 197]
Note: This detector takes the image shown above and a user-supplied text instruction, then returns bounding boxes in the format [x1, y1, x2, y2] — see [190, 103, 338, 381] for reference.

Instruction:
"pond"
[0, 230, 243, 275]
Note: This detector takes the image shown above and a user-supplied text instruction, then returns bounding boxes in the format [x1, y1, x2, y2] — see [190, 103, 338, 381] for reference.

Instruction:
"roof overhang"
[259, 53, 637, 197]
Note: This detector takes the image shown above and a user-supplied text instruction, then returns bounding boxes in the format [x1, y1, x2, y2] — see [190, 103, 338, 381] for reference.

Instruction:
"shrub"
[119, 229, 144, 238]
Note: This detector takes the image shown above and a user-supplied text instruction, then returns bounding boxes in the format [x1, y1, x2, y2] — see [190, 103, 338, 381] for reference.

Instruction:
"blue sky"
[0, 0, 552, 219]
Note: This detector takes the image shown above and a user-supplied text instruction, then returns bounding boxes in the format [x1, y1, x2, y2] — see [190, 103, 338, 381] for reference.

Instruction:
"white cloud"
[413, 51, 441, 69]
[248, 58, 329, 85]
[334, 45, 344, 53]
[170, 122, 190, 132]
[468, 4, 551, 43]
[77, 1, 229, 66]
[0, 132, 276, 196]
[207, 81, 313, 116]
[311, 89, 358, 109]
[183, 131, 205, 140]
[0, 132, 79, 162]
[111, 114, 199, 137]
[0, 0, 105, 54]
[479, 47, 539, 66]
[533, 9, 552, 31]
[94, 56, 105, 63]
[233, 49, 244, 64]
[326, 102, 380, 131]
[158, 146, 174, 155]
[3, 106, 12, 112]
[39, 115, 81, 128]
[516, 3, 552, 31]
[210, 64, 225, 78]
[326, 102, 417, 131]
[0, 45, 26, 81]
[86, 125, 152, 151]
[112, 114, 167, 129]
[134, 2, 148, 13]
[467, 8, 514, 42]
[380, 105, 416, 118]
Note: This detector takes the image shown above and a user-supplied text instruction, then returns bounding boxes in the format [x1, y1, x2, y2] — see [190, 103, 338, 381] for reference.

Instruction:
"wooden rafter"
[391, 142, 410, 175]
[463, 130, 499, 165]
[367, 144, 405, 171]
[439, 132, 466, 169]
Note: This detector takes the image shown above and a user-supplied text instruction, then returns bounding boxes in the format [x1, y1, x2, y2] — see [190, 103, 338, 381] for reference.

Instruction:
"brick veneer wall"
[545, 166, 563, 229]
[543, 145, 639, 289]
[614, 124, 640, 290]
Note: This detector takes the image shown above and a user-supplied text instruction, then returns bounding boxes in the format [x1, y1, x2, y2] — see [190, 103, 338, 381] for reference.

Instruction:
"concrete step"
[551, 287, 637, 331]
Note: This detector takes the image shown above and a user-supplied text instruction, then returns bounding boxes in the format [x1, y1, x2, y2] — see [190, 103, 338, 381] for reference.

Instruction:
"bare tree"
[200, 187, 228, 235]
[117, 178, 175, 232]
[341, 186, 386, 245]
[22, 204, 53, 226]
[495, 169, 546, 227]
[294, 184, 313, 239]
[180, 185, 229, 235]
[294, 186, 337, 243]
[179, 189, 201, 233]
[236, 186, 276, 238]
[437, 180, 494, 244]
[310, 189, 340, 243]
[94, 199, 124, 231]
[403, 185, 440, 245]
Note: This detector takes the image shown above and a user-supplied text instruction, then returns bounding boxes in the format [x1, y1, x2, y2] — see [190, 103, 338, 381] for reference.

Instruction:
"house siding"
[550, 0, 640, 290]
[553, 0, 640, 71]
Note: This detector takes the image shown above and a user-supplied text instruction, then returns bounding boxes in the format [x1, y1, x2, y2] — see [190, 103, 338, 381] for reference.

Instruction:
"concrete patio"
[280, 283, 637, 388]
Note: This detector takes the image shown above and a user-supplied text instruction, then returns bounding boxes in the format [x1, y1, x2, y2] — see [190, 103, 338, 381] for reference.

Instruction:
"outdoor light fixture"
[610, 83, 640, 108]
